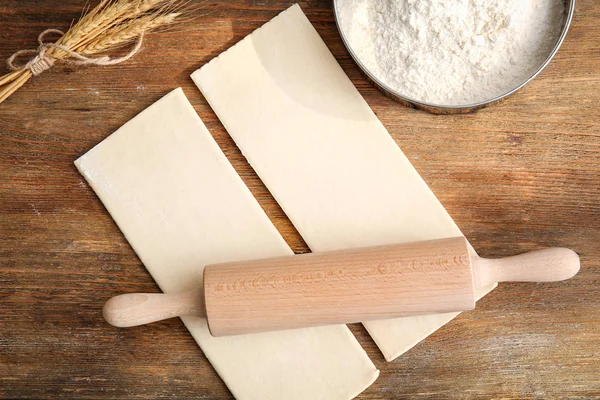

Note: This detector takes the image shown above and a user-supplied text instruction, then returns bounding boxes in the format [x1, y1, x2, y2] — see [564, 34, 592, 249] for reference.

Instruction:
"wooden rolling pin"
[103, 237, 579, 336]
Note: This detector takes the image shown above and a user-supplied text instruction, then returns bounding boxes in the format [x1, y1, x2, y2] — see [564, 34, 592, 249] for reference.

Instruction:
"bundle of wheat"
[0, 0, 192, 104]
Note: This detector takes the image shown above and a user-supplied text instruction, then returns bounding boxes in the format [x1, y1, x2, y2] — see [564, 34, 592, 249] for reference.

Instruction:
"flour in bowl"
[337, 0, 564, 105]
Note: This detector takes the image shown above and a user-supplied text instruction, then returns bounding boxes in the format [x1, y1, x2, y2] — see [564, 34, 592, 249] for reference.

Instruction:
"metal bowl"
[333, 0, 576, 114]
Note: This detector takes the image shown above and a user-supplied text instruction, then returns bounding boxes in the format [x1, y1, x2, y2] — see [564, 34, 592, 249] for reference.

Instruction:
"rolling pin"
[103, 237, 580, 336]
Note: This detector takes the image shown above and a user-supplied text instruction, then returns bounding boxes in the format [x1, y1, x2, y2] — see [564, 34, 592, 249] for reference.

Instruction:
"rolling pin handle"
[103, 288, 205, 328]
[472, 247, 580, 288]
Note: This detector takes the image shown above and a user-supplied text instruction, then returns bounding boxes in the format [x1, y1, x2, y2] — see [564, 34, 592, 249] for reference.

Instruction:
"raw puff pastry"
[75, 88, 378, 399]
[192, 4, 496, 362]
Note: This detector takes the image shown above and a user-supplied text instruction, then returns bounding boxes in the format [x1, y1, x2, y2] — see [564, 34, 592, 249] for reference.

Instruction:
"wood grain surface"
[0, 1, 598, 399]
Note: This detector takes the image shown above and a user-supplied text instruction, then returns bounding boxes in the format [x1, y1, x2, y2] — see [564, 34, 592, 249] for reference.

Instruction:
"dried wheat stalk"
[0, 0, 188, 105]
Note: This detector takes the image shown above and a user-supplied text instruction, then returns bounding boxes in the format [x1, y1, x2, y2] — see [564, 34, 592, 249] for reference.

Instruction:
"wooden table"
[1, 1, 599, 398]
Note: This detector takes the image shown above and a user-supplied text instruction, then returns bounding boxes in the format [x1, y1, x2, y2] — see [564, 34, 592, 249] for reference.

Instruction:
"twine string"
[7, 29, 144, 76]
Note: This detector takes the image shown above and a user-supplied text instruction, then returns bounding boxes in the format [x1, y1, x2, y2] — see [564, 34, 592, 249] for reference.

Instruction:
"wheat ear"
[80, 13, 180, 55]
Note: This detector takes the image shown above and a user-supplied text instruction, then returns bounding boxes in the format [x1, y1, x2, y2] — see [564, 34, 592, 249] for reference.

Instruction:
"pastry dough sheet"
[75, 88, 378, 399]
[192, 4, 496, 362]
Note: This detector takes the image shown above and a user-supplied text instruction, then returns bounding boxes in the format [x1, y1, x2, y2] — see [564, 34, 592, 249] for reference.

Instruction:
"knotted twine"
[7, 29, 144, 76]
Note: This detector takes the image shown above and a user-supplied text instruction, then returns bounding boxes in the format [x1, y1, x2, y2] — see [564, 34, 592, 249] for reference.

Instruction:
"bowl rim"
[333, 0, 577, 112]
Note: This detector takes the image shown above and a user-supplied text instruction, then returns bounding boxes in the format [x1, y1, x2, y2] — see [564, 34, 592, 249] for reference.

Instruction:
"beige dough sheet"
[75, 88, 378, 399]
[192, 4, 497, 362]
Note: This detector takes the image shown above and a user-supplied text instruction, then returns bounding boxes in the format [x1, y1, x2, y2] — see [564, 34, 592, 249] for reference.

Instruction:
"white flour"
[337, 0, 564, 105]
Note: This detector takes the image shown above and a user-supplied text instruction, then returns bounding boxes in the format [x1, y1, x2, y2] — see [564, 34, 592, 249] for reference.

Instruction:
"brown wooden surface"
[0, 1, 598, 399]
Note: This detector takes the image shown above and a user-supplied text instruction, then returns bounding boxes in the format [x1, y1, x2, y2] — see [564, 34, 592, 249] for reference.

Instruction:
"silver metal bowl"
[333, 0, 576, 114]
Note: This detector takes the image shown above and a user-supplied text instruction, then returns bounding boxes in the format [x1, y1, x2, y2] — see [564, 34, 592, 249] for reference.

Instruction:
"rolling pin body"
[204, 237, 474, 336]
